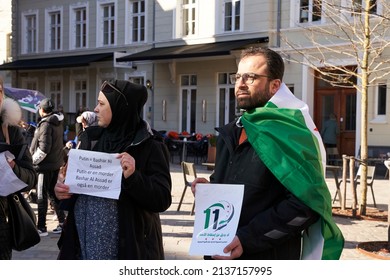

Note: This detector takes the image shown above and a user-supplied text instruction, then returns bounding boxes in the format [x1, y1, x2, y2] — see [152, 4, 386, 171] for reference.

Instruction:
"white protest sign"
[65, 149, 122, 200]
[189, 183, 244, 256]
[0, 152, 27, 196]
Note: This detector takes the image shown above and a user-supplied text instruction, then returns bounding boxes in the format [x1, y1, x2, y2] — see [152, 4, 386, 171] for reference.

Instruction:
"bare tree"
[281, 0, 390, 215]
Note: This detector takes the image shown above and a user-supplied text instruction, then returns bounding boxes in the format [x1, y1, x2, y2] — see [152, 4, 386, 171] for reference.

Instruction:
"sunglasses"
[100, 81, 129, 106]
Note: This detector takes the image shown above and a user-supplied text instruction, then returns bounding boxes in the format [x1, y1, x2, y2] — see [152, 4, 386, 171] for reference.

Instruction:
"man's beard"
[237, 84, 273, 111]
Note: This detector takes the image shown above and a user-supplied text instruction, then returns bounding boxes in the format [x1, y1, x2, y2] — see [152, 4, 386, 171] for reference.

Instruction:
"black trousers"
[324, 143, 337, 148]
[37, 170, 65, 230]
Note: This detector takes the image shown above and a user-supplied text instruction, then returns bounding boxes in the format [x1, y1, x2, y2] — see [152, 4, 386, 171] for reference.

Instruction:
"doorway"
[314, 81, 357, 157]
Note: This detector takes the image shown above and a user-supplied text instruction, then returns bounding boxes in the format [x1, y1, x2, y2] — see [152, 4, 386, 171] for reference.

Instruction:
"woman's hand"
[117, 152, 135, 179]
[55, 180, 72, 200]
[55, 169, 72, 200]
[191, 177, 209, 196]
[7, 159, 15, 169]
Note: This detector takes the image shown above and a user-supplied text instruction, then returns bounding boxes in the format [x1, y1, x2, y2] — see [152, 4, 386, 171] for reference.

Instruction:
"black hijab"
[93, 80, 148, 153]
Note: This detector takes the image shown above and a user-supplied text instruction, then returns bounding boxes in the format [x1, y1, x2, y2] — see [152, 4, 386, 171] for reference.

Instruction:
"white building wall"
[7, 0, 390, 151]
[0, 0, 12, 85]
[154, 1, 175, 43]
[0, 1, 11, 63]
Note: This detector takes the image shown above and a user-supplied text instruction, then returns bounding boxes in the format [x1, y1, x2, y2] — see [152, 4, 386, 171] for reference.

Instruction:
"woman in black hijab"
[55, 80, 172, 260]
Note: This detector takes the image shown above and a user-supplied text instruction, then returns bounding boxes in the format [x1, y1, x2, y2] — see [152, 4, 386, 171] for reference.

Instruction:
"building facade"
[1, 0, 390, 161]
[0, 0, 12, 86]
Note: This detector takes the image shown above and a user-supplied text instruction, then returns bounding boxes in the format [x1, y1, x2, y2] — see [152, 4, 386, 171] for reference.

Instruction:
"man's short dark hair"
[241, 47, 284, 81]
[39, 98, 55, 113]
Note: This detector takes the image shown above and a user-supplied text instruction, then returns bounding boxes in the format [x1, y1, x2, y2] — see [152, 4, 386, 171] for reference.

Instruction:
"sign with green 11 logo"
[189, 184, 244, 256]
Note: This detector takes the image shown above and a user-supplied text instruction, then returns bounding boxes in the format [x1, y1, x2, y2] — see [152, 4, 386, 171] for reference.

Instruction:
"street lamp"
[146, 80, 153, 90]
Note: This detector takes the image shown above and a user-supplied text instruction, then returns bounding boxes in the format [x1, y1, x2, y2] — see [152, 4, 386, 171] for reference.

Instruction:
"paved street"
[11, 162, 390, 260]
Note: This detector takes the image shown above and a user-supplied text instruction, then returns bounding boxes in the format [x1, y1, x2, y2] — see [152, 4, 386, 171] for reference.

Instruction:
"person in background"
[30, 98, 66, 236]
[55, 80, 172, 260]
[0, 77, 37, 259]
[76, 111, 98, 131]
[19, 120, 28, 136]
[57, 104, 68, 144]
[24, 122, 36, 148]
[191, 47, 344, 260]
[75, 111, 98, 149]
[321, 113, 339, 149]
[74, 106, 85, 144]
[62, 141, 74, 163]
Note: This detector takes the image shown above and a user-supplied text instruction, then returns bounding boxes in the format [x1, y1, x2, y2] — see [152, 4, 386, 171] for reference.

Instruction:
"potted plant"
[206, 134, 217, 164]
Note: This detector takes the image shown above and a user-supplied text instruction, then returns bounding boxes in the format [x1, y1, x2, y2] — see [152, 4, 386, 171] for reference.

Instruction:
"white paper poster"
[189, 183, 244, 256]
[0, 152, 27, 196]
[65, 149, 122, 200]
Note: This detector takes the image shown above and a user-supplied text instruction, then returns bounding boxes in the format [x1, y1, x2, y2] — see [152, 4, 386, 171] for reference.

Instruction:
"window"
[218, 73, 237, 126]
[24, 80, 38, 123]
[224, 0, 240, 32]
[352, 0, 377, 14]
[299, 0, 322, 23]
[49, 11, 61, 51]
[102, 4, 116, 45]
[49, 81, 62, 109]
[377, 84, 386, 116]
[131, 0, 145, 42]
[183, 0, 197, 36]
[25, 14, 37, 53]
[180, 75, 197, 133]
[70, 5, 88, 49]
[74, 80, 87, 112]
[75, 7, 87, 48]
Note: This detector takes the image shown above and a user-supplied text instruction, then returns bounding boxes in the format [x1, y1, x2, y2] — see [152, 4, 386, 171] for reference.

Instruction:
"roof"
[0, 52, 113, 70]
[116, 38, 268, 62]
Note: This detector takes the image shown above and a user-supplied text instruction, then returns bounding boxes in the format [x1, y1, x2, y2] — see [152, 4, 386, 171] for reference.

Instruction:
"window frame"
[223, 0, 241, 32]
[351, 0, 377, 14]
[295, 0, 323, 24]
[47, 10, 62, 51]
[22, 12, 38, 54]
[129, 0, 146, 43]
[370, 82, 387, 124]
[376, 83, 387, 116]
[182, 0, 198, 37]
[97, 1, 117, 47]
[73, 79, 88, 112]
[48, 80, 62, 110]
[180, 74, 197, 133]
[70, 4, 89, 49]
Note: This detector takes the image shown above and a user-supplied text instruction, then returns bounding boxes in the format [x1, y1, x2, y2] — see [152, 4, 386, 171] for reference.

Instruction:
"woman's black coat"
[58, 123, 172, 259]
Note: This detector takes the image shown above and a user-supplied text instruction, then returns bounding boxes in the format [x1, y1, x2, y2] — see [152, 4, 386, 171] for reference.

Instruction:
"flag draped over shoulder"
[240, 83, 344, 260]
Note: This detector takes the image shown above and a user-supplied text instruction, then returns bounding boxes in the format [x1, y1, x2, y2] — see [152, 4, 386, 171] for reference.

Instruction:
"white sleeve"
[32, 147, 47, 165]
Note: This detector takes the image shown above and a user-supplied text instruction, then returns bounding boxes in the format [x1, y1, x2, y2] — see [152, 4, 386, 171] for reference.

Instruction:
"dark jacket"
[0, 99, 37, 201]
[58, 121, 172, 260]
[210, 121, 319, 260]
[0, 100, 37, 258]
[0, 126, 37, 191]
[30, 112, 64, 171]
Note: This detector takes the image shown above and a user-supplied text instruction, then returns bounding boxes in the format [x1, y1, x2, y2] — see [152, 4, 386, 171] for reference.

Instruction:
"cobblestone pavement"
[11, 163, 389, 260]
